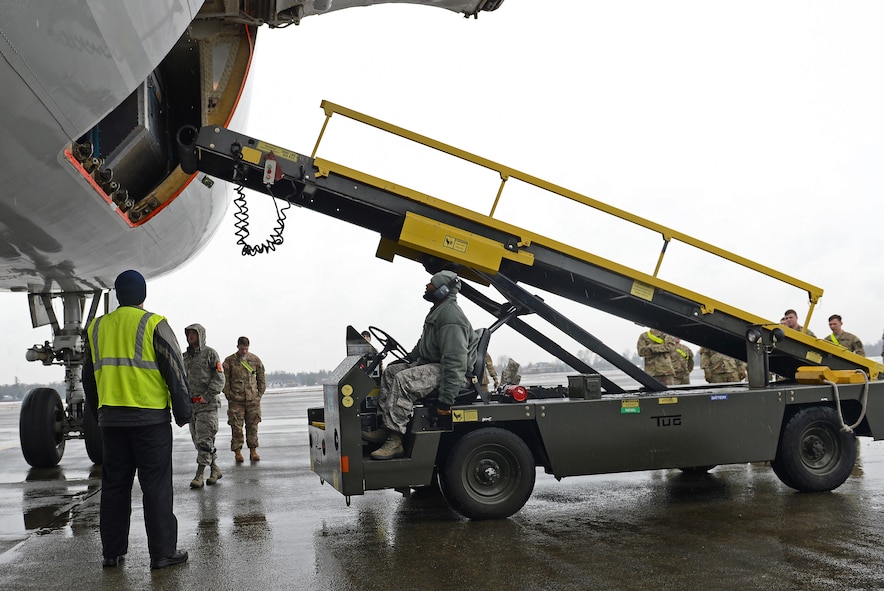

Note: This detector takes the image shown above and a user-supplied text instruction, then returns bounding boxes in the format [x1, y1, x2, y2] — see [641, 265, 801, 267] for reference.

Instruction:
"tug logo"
[652, 414, 682, 427]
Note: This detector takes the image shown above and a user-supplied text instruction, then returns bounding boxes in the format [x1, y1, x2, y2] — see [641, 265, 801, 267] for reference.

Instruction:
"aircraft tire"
[439, 427, 535, 520]
[770, 405, 856, 492]
[83, 403, 103, 465]
[19, 387, 66, 468]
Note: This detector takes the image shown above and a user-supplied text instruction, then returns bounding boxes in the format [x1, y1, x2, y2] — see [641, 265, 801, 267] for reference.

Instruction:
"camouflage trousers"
[190, 407, 219, 466]
[708, 372, 740, 384]
[378, 362, 442, 434]
[651, 374, 676, 386]
[228, 401, 262, 451]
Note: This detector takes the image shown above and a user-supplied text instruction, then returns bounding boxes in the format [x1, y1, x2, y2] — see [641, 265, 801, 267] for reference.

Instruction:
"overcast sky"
[3, 0, 884, 384]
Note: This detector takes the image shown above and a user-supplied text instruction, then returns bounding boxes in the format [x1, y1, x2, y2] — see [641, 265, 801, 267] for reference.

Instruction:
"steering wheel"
[368, 326, 411, 362]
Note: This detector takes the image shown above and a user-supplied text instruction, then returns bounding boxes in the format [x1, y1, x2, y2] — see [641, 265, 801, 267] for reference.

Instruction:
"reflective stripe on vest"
[88, 307, 170, 409]
[647, 330, 664, 344]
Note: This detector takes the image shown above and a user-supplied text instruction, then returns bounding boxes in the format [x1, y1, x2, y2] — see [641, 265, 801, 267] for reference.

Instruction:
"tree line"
[3, 339, 881, 399]
[0, 370, 331, 401]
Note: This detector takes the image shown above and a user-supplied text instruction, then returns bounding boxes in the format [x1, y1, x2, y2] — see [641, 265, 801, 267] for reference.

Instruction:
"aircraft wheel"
[83, 404, 103, 465]
[440, 427, 535, 520]
[771, 406, 856, 492]
[19, 388, 66, 468]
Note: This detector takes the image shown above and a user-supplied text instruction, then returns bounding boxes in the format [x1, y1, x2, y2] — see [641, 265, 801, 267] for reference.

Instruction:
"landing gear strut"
[20, 291, 106, 467]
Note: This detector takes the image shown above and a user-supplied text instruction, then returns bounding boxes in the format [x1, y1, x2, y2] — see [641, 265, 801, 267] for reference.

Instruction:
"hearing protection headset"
[425, 274, 461, 302]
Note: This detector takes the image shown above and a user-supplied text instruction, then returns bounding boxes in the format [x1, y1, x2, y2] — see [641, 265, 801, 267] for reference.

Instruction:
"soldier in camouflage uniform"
[501, 358, 521, 385]
[222, 336, 266, 462]
[182, 324, 225, 488]
[481, 353, 499, 393]
[783, 309, 815, 337]
[825, 314, 865, 356]
[362, 271, 478, 460]
[670, 338, 694, 385]
[637, 329, 677, 386]
[699, 347, 744, 383]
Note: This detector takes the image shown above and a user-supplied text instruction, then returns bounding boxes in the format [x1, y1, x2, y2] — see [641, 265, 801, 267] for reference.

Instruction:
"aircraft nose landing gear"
[19, 291, 106, 467]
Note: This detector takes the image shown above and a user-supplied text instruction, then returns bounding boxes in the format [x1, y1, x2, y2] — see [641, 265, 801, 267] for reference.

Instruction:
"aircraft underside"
[0, 0, 504, 466]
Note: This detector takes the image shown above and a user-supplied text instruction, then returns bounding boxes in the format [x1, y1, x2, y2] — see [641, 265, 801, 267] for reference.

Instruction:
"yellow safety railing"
[312, 100, 824, 331]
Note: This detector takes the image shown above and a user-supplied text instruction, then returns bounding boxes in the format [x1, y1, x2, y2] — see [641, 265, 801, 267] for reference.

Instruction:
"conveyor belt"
[177, 101, 883, 387]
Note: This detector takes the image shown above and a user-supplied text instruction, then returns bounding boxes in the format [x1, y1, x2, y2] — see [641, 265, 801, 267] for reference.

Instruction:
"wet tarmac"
[2, 388, 884, 590]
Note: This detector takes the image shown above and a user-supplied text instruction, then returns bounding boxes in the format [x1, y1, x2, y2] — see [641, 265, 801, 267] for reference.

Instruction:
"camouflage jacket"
[410, 295, 478, 405]
[222, 351, 266, 404]
[671, 343, 694, 382]
[501, 359, 521, 385]
[826, 331, 865, 356]
[699, 347, 744, 382]
[183, 323, 225, 412]
[637, 330, 676, 378]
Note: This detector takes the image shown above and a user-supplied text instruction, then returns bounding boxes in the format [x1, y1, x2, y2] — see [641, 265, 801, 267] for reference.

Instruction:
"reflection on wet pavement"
[2, 390, 884, 590]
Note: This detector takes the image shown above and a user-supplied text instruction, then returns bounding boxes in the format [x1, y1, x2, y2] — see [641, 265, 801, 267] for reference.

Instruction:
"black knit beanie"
[115, 269, 146, 306]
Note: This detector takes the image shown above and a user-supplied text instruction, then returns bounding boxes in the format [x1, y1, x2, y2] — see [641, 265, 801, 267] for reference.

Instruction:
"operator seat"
[455, 327, 491, 404]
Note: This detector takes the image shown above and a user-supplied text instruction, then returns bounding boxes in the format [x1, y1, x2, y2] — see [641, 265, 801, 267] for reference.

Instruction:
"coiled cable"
[233, 185, 291, 256]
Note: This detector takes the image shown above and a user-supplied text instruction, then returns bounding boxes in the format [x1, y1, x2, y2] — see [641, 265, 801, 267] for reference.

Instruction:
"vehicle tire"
[83, 404, 103, 465]
[770, 406, 856, 492]
[439, 427, 535, 520]
[19, 388, 66, 468]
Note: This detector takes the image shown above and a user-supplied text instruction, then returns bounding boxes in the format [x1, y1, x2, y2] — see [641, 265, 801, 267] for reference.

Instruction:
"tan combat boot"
[370, 432, 404, 460]
[361, 428, 388, 444]
[234, 449, 244, 463]
[249, 448, 260, 462]
[206, 462, 222, 485]
[190, 465, 205, 489]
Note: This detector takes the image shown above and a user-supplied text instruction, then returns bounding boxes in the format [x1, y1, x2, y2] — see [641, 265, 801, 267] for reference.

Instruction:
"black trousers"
[100, 422, 177, 561]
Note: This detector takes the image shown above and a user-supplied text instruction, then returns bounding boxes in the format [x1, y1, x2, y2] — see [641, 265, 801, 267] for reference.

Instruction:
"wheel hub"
[804, 435, 826, 462]
[474, 458, 501, 486]
[801, 427, 836, 470]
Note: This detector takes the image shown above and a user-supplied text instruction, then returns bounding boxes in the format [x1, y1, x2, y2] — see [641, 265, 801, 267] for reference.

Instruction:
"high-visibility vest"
[87, 307, 170, 409]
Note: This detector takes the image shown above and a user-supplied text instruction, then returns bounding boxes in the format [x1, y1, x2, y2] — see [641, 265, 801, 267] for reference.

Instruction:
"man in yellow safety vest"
[83, 269, 192, 570]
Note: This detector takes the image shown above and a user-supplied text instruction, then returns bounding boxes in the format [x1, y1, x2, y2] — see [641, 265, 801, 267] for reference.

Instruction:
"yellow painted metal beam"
[310, 101, 884, 378]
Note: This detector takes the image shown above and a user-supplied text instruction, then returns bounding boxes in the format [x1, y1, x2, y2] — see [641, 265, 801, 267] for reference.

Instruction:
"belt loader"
[177, 102, 884, 519]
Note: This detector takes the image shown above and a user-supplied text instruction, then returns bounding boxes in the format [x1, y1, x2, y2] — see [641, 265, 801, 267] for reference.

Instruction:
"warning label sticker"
[453, 409, 479, 423]
[443, 235, 468, 253]
[621, 400, 641, 414]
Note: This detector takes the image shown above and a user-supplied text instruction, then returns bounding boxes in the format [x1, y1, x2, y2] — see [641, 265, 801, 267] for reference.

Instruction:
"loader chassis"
[309, 349, 884, 519]
[175, 105, 884, 519]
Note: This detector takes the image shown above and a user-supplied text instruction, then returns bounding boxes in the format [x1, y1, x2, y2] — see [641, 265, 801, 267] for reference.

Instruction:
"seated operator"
[362, 270, 478, 460]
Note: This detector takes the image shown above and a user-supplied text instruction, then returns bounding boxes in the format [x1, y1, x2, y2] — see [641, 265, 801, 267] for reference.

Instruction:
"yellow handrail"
[315, 100, 824, 322]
